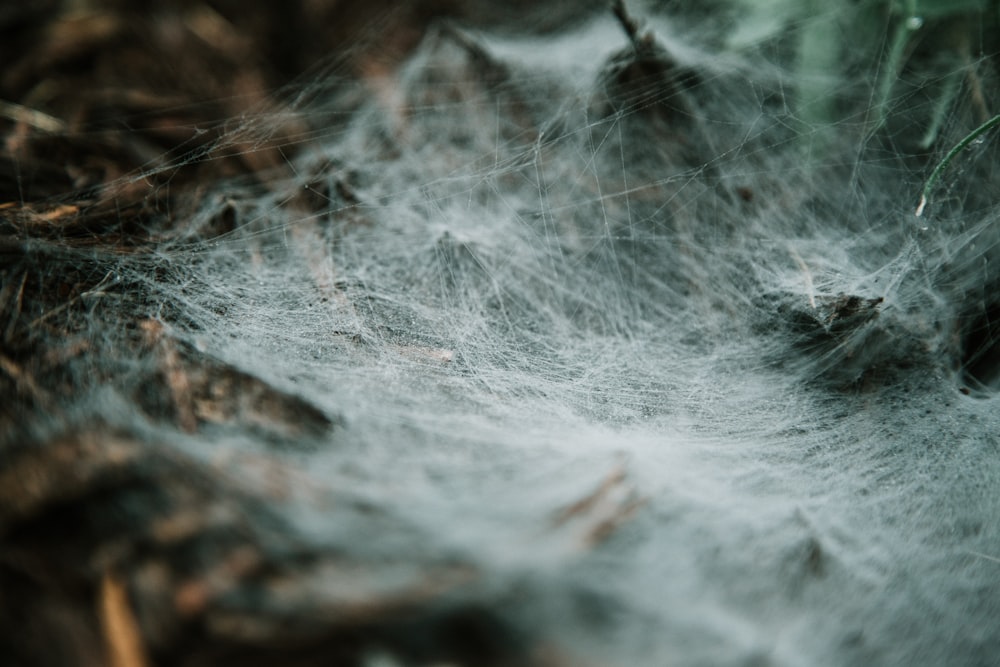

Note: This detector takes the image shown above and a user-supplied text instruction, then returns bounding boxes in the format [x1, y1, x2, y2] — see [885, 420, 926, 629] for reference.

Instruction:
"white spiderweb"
[20, 2, 1000, 665]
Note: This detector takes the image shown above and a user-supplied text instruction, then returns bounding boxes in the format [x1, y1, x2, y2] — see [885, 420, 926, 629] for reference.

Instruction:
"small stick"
[0, 352, 51, 405]
[611, 0, 646, 52]
[0, 100, 66, 133]
[100, 572, 152, 667]
[3, 271, 27, 342]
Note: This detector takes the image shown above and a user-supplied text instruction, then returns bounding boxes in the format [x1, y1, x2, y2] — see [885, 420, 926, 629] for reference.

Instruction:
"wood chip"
[100, 572, 151, 667]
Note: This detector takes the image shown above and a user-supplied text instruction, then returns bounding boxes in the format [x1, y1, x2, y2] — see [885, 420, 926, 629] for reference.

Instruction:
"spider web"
[3, 2, 1000, 665]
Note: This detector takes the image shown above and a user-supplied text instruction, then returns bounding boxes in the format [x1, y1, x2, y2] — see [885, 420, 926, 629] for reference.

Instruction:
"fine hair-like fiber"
[2, 1, 999, 665]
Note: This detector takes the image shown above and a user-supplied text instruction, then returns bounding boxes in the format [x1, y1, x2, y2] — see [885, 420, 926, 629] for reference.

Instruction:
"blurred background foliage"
[724, 0, 1000, 152]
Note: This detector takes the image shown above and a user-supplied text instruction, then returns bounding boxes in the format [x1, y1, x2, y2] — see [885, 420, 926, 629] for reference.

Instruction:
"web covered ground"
[2, 2, 1000, 665]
